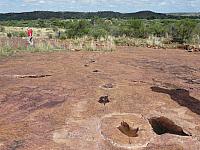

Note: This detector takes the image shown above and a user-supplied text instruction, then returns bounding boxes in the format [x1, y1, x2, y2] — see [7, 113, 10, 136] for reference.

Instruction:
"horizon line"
[0, 10, 199, 14]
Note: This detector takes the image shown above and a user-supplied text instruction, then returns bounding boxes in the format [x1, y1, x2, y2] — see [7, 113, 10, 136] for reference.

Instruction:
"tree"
[149, 22, 165, 37]
[169, 19, 196, 43]
[65, 20, 91, 38]
[0, 26, 5, 32]
[89, 27, 108, 39]
[122, 19, 147, 38]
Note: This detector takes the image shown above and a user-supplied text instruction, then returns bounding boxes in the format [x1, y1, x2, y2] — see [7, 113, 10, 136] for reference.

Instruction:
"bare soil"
[0, 47, 200, 150]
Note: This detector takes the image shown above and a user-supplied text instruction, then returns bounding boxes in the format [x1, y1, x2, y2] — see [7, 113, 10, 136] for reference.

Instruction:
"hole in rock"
[89, 59, 96, 63]
[102, 83, 114, 89]
[148, 116, 190, 136]
[98, 96, 110, 106]
[19, 74, 52, 79]
[151, 86, 200, 115]
[117, 121, 139, 137]
[93, 70, 100, 73]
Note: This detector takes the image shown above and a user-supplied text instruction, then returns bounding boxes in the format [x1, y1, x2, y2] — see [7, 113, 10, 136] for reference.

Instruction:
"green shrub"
[89, 28, 108, 39]
[65, 20, 91, 38]
[7, 33, 12, 38]
[48, 34, 53, 39]
[0, 26, 5, 32]
[167, 19, 197, 43]
[19, 31, 26, 37]
[10, 31, 26, 37]
[60, 34, 66, 40]
[12, 32, 18, 37]
[52, 27, 58, 32]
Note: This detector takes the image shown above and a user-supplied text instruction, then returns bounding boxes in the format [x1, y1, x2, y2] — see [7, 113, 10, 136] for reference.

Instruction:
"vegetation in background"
[1, 18, 199, 45]
[0, 17, 200, 57]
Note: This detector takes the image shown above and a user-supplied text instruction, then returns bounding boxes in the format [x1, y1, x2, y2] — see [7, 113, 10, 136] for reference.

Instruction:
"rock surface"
[0, 47, 200, 149]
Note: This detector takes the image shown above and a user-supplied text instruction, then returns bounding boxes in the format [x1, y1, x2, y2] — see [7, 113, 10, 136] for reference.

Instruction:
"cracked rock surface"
[0, 47, 200, 150]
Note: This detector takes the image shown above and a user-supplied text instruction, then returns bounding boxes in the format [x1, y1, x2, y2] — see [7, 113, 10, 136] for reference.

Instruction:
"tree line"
[0, 11, 200, 21]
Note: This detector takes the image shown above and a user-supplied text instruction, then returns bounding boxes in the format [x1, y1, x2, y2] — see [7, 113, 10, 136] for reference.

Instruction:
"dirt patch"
[148, 116, 190, 136]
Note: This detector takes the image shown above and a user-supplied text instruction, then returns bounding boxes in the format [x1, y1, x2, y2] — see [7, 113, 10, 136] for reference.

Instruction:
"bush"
[89, 28, 108, 39]
[59, 34, 66, 40]
[0, 26, 5, 32]
[7, 33, 12, 38]
[10, 31, 26, 37]
[148, 22, 165, 37]
[167, 19, 197, 43]
[120, 19, 147, 38]
[19, 31, 26, 37]
[65, 20, 91, 38]
[52, 27, 58, 32]
[48, 34, 53, 39]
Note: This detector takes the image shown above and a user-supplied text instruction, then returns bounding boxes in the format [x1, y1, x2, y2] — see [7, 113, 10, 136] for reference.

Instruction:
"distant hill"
[0, 11, 199, 21]
[167, 12, 200, 17]
[125, 11, 168, 19]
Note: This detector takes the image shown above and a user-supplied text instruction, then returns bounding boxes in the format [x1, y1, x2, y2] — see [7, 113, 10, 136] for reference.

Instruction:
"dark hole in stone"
[98, 96, 110, 105]
[148, 116, 190, 136]
[117, 121, 139, 137]
[19, 74, 52, 79]
[84, 64, 89, 67]
[93, 70, 100, 73]
[151, 86, 200, 115]
[89, 59, 96, 63]
[102, 83, 114, 89]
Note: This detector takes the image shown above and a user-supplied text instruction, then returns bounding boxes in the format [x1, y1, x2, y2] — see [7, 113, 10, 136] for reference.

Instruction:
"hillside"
[0, 11, 176, 21]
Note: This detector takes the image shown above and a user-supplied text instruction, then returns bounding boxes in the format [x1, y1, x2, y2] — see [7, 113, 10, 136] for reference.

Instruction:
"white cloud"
[1, 0, 199, 13]
[21, 0, 200, 8]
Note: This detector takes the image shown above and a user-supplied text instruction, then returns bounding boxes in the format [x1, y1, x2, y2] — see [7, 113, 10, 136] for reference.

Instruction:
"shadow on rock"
[151, 86, 200, 115]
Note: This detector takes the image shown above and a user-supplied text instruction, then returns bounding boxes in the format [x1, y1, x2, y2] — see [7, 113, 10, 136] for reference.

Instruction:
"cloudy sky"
[0, 0, 199, 13]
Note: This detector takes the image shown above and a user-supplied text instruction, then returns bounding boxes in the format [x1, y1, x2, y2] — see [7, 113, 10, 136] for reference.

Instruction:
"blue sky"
[0, 0, 199, 13]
